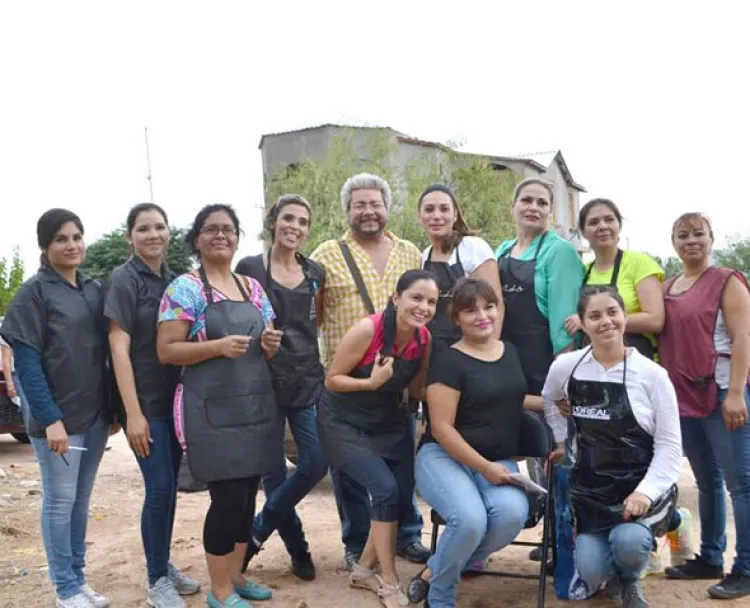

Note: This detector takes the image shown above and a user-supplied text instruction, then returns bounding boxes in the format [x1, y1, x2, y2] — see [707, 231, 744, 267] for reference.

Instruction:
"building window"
[567, 189, 577, 228]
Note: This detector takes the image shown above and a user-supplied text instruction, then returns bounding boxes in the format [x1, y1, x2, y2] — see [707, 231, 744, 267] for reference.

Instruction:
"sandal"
[350, 562, 380, 593]
[406, 568, 430, 603]
[376, 577, 408, 608]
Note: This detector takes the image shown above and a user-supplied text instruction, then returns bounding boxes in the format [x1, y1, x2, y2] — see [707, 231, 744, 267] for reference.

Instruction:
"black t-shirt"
[0, 263, 109, 438]
[103, 257, 180, 421]
[422, 342, 528, 461]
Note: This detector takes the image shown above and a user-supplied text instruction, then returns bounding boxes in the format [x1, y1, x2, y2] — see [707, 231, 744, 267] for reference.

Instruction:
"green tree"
[0, 248, 25, 315]
[263, 129, 518, 254]
[652, 254, 683, 279]
[715, 236, 750, 278]
[80, 226, 193, 280]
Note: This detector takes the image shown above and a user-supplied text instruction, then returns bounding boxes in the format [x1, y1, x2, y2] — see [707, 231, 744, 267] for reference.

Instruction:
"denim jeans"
[135, 418, 182, 585]
[415, 442, 529, 608]
[339, 452, 414, 522]
[254, 404, 328, 555]
[576, 523, 654, 588]
[332, 414, 424, 553]
[30, 419, 109, 599]
[680, 387, 750, 576]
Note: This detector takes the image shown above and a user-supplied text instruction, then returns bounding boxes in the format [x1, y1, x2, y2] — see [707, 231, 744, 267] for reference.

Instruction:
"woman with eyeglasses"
[157, 204, 284, 608]
[659, 213, 750, 601]
[235, 195, 328, 580]
[543, 285, 682, 607]
[0, 209, 117, 608]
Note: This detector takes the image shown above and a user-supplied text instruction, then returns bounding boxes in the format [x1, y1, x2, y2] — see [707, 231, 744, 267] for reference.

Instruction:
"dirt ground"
[0, 433, 743, 608]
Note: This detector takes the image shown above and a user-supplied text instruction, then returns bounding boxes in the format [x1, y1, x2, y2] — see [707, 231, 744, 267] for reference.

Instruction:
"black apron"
[262, 255, 324, 409]
[181, 268, 283, 483]
[499, 232, 554, 395]
[582, 250, 656, 360]
[568, 349, 676, 536]
[317, 335, 423, 469]
[423, 246, 465, 350]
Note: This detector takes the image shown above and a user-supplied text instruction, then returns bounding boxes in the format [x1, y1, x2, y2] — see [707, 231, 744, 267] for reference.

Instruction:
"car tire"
[11, 432, 30, 444]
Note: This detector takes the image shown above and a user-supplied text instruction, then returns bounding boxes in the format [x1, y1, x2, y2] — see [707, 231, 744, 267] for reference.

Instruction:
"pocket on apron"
[204, 393, 272, 428]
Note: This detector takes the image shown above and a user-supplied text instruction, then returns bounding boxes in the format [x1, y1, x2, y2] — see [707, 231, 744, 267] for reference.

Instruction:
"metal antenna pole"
[144, 127, 154, 203]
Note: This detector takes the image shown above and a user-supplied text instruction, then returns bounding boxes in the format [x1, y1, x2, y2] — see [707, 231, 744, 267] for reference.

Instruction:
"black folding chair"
[429, 410, 557, 608]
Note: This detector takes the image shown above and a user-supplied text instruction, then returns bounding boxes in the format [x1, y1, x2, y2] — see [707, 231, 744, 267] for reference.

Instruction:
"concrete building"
[258, 124, 586, 249]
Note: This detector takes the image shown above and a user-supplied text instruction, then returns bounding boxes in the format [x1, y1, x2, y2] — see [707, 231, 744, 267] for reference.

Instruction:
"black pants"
[204, 476, 260, 556]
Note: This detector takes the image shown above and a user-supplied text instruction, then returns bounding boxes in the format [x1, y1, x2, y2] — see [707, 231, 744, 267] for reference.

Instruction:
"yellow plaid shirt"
[310, 230, 422, 368]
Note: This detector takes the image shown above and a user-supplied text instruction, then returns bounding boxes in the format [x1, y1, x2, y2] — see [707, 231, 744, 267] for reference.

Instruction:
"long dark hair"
[37, 208, 84, 250]
[418, 184, 477, 254]
[381, 269, 437, 357]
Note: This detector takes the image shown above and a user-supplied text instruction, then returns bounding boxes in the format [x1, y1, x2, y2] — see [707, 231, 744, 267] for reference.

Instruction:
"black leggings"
[204, 476, 260, 556]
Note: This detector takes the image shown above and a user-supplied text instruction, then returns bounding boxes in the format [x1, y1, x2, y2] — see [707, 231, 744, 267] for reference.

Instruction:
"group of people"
[1, 172, 749, 608]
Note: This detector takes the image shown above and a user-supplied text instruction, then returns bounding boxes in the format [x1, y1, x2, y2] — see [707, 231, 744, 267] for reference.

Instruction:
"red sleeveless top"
[659, 266, 747, 417]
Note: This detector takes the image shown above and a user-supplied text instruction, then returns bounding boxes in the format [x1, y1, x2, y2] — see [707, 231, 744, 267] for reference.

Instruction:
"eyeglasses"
[201, 225, 238, 237]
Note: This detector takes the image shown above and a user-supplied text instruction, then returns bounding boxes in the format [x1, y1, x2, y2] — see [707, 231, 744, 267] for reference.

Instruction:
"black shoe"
[344, 549, 362, 572]
[708, 572, 750, 600]
[529, 546, 543, 562]
[397, 542, 431, 564]
[621, 580, 648, 607]
[290, 550, 316, 581]
[407, 569, 430, 603]
[665, 555, 723, 580]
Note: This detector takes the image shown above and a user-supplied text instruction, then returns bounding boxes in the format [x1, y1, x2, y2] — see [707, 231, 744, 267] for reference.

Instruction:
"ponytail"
[381, 299, 397, 358]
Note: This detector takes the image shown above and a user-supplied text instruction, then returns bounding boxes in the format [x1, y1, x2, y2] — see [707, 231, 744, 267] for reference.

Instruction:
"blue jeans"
[332, 415, 424, 553]
[30, 419, 109, 599]
[576, 523, 653, 588]
[135, 418, 182, 585]
[254, 405, 328, 555]
[415, 442, 529, 608]
[680, 387, 750, 576]
[340, 452, 415, 522]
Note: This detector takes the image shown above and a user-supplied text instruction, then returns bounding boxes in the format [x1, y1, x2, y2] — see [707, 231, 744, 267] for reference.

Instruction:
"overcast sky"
[1, 1, 748, 276]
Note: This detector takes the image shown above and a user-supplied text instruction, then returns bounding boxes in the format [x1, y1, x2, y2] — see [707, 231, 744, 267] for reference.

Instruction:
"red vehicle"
[0, 337, 29, 443]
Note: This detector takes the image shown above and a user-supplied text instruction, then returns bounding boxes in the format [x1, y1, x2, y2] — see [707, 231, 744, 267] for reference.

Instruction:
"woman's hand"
[368, 354, 394, 390]
[548, 441, 566, 463]
[46, 420, 69, 455]
[722, 391, 748, 431]
[622, 491, 652, 520]
[127, 412, 153, 458]
[564, 314, 582, 336]
[217, 335, 252, 359]
[261, 328, 283, 358]
[482, 461, 516, 485]
[6, 379, 17, 399]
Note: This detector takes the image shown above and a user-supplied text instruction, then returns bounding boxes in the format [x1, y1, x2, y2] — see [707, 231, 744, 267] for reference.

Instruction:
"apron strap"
[583, 248, 624, 287]
[199, 266, 250, 304]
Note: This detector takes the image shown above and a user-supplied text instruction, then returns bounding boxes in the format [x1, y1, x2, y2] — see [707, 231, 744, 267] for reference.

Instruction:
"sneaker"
[639, 552, 663, 579]
[80, 585, 110, 608]
[206, 592, 251, 608]
[708, 572, 750, 600]
[667, 508, 694, 567]
[147, 577, 185, 608]
[665, 555, 724, 580]
[622, 580, 649, 607]
[56, 594, 94, 608]
[397, 542, 431, 564]
[234, 578, 273, 601]
[167, 563, 200, 595]
[461, 559, 487, 578]
[602, 576, 622, 600]
[345, 549, 362, 572]
[290, 550, 316, 581]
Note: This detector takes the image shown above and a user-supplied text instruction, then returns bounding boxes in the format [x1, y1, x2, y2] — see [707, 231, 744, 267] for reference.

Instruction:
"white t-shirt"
[421, 235, 494, 276]
[542, 347, 682, 502]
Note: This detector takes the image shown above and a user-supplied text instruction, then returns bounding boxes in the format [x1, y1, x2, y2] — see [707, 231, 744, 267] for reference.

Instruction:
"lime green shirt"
[495, 231, 585, 353]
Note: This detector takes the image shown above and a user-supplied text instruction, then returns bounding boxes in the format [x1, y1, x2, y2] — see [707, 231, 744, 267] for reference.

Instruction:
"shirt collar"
[343, 229, 398, 250]
[578, 346, 641, 374]
[128, 255, 174, 281]
[38, 258, 90, 288]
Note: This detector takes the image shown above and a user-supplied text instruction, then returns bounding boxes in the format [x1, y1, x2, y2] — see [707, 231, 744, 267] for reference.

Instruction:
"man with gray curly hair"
[311, 172, 431, 570]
